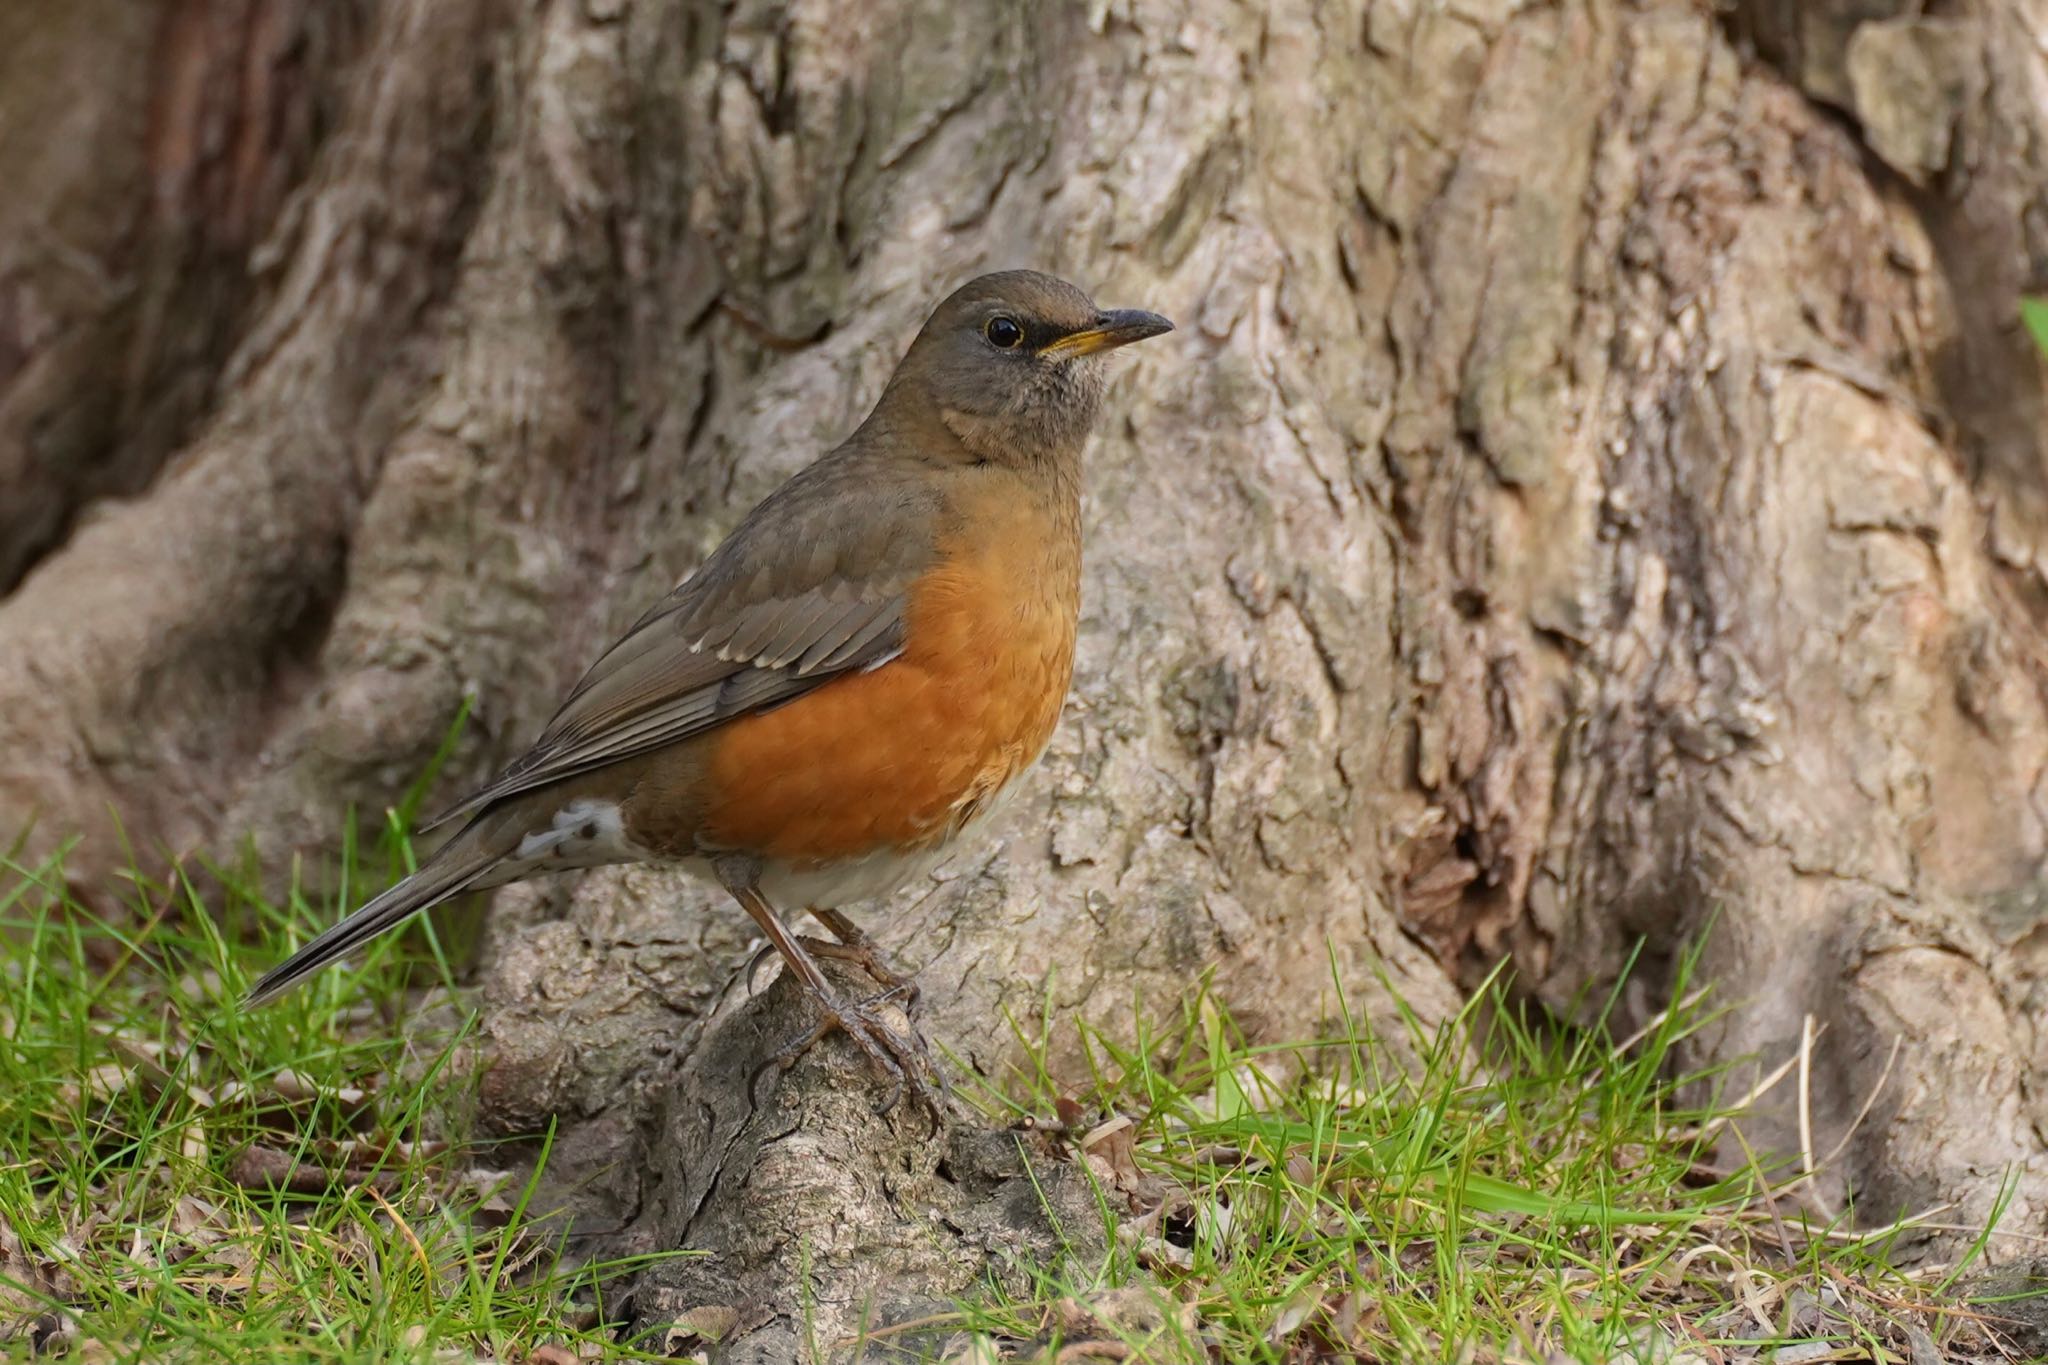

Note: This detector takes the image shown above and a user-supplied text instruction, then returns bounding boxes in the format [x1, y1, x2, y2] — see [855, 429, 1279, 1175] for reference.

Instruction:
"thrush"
[245, 270, 1173, 1109]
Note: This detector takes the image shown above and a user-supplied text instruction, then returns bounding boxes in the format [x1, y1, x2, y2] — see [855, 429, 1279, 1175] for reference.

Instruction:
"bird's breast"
[695, 489, 1081, 870]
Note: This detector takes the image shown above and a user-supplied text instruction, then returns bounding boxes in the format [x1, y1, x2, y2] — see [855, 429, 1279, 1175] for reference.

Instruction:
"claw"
[744, 940, 783, 994]
[762, 979, 947, 1122]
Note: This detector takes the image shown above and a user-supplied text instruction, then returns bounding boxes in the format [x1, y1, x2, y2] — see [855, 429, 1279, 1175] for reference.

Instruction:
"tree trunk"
[8, 0, 2048, 1350]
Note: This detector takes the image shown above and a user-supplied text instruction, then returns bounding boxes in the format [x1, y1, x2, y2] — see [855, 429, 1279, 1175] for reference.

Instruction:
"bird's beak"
[1037, 308, 1176, 361]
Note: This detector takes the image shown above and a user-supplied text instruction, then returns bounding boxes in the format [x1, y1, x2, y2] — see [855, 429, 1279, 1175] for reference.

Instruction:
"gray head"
[877, 270, 1173, 467]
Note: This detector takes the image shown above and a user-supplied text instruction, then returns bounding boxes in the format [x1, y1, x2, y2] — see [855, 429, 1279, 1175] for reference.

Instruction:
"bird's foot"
[793, 933, 922, 1014]
[756, 978, 948, 1124]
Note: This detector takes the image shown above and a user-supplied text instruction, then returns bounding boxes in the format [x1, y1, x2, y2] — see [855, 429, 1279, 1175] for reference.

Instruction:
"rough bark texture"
[10, 0, 2048, 1350]
[0, 1, 368, 593]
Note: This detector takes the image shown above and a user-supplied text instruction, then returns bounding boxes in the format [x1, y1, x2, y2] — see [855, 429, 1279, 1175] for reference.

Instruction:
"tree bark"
[0, 0, 371, 592]
[9, 0, 2048, 1349]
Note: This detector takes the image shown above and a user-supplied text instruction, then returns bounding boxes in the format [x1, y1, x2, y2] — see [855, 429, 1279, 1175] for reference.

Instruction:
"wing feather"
[750, 593, 841, 668]
[805, 601, 904, 673]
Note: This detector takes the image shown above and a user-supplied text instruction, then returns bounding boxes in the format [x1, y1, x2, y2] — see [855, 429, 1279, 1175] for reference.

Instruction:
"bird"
[244, 269, 1173, 1111]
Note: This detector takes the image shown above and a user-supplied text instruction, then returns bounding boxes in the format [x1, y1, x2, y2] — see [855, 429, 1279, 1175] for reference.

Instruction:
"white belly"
[755, 841, 952, 911]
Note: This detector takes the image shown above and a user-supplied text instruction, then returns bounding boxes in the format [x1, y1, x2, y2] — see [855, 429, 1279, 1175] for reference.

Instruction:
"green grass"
[0, 823, 665, 1364]
[2022, 296, 2048, 361]
[902, 955, 2034, 1364]
[1, 823, 2037, 1362]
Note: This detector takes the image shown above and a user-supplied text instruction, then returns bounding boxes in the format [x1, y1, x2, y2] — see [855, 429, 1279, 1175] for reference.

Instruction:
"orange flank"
[701, 518, 1078, 863]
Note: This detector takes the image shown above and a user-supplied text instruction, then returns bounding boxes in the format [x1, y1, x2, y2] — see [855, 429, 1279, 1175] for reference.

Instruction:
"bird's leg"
[714, 857, 941, 1119]
[797, 906, 921, 1011]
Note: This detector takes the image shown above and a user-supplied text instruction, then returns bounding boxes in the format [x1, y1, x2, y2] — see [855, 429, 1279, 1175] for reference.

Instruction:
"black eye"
[984, 315, 1024, 349]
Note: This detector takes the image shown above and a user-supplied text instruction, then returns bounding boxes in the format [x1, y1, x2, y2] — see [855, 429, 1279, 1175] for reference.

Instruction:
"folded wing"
[424, 453, 943, 829]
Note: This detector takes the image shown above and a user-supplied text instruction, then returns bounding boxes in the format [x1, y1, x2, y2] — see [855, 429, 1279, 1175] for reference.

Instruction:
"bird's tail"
[242, 830, 500, 1008]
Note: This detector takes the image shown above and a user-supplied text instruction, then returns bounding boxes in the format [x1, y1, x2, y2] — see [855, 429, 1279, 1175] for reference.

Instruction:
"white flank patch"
[504, 798, 639, 873]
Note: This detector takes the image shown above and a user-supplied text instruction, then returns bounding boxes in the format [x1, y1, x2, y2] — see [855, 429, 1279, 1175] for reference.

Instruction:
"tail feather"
[243, 844, 495, 1007]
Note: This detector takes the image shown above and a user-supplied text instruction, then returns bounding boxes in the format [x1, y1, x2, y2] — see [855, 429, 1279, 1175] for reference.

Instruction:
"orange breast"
[699, 513, 1079, 864]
